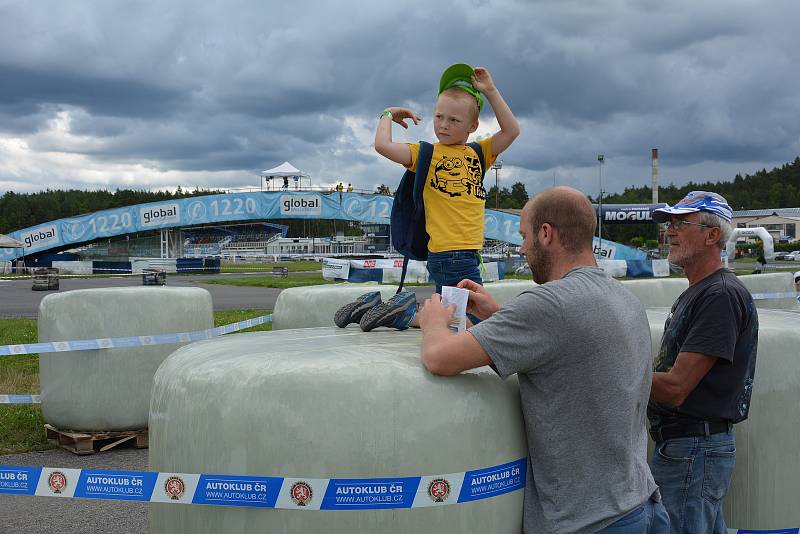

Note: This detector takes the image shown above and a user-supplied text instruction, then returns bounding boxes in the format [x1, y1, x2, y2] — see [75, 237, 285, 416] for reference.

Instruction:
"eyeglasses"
[666, 220, 715, 230]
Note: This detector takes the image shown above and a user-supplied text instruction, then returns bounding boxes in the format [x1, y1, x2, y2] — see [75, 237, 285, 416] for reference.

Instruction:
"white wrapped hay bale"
[482, 280, 536, 306]
[721, 309, 800, 528]
[149, 328, 526, 533]
[622, 278, 689, 309]
[645, 308, 800, 528]
[272, 284, 398, 329]
[738, 272, 800, 310]
[38, 287, 213, 431]
[645, 308, 670, 358]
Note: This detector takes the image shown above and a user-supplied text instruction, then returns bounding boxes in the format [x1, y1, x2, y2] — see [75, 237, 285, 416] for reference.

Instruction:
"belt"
[649, 420, 732, 443]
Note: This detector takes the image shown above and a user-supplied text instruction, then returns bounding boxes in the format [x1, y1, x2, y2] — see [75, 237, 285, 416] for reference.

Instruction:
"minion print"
[431, 153, 486, 199]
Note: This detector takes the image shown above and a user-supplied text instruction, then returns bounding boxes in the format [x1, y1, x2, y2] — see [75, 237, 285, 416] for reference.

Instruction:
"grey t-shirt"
[470, 266, 657, 534]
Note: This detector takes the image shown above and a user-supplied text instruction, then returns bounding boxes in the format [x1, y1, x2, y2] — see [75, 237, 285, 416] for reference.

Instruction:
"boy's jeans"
[596, 492, 670, 533]
[650, 430, 736, 534]
[426, 250, 482, 294]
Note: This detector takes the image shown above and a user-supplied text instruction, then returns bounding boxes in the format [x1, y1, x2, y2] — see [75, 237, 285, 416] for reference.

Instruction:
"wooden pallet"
[45, 424, 149, 455]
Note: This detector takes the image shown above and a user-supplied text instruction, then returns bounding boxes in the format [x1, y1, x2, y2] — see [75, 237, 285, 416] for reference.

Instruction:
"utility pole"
[597, 154, 605, 257]
[491, 161, 503, 209]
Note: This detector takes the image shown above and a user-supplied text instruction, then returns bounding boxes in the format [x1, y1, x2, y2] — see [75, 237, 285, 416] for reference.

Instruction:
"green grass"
[0, 405, 49, 455]
[220, 260, 321, 273]
[0, 310, 273, 455]
[0, 318, 48, 454]
[200, 272, 335, 288]
[213, 309, 273, 333]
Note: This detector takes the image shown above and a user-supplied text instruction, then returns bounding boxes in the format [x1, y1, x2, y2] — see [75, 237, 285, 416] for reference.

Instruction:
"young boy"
[335, 64, 520, 331]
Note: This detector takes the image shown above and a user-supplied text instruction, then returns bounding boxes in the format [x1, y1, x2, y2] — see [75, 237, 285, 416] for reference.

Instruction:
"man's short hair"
[698, 211, 734, 250]
[529, 188, 597, 252]
[438, 88, 480, 122]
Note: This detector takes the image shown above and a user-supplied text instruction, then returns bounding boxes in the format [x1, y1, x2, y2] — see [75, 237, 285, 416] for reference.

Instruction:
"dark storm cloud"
[0, 63, 187, 119]
[0, 102, 54, 134]
[0, 0, 799, 196]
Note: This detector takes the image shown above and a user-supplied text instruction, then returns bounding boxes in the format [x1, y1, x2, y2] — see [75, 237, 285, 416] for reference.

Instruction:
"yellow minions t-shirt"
[406, 137, 496, 252]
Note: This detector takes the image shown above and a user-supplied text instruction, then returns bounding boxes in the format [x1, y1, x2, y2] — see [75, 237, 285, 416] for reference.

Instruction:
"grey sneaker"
[359, 291, 417, 332]
[334, 291, 382, 328]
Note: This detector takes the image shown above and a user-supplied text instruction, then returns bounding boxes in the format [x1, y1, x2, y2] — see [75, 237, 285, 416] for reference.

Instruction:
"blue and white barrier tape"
[750, 291, 800, 302]
[0, 458, 525, 510]
[0, 395, 40, 404]
[0, 314, 272, 358]
[3, 291, 795, 360]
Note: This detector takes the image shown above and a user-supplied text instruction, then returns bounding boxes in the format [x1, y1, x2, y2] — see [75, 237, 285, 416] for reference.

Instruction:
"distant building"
[732, 208, 800, 242]
[263, 236, 366, 256]
[362, 223, 390, 253]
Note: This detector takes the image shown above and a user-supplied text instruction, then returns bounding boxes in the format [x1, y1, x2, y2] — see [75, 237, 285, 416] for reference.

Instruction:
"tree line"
[0, 187, 222, 235]
[596, 157, 800, 244]
[2, 156, 798, 238]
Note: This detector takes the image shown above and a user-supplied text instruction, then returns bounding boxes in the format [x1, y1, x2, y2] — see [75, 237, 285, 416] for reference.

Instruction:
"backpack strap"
[467, 141, 487, 180]
[397, 141, 434, 294]
[413, 141, 434, 208]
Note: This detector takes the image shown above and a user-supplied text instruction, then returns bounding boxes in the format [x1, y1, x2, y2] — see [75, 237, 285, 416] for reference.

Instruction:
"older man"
[649, 191, 758, 534]
[419, 187, 667, 534]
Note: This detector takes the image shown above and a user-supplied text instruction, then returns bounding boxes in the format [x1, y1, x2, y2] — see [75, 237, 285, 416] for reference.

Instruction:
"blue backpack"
[390, 141, 487, 291]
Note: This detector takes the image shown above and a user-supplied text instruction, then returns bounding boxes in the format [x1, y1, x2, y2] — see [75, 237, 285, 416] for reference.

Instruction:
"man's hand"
[417, 293, 455, 331]
[456, 279, 501, 320]
[471, 67, 497, 95]
[385, 107, 421, 129]
[419, 293, 492, 376]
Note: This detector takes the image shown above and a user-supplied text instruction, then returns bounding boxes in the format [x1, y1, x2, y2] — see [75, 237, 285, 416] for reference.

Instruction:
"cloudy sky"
[1, 0, 799, 200]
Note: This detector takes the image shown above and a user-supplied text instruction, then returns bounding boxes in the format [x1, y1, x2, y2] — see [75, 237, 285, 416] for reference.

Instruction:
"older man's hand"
[418, 293, 456, 331]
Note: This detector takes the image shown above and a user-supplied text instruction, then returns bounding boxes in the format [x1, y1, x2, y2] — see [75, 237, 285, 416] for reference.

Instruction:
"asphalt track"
[0, 272, 436, 533]
[0, 272, 284, 319]
[0, 271, 436, 319]
[0, 448, 148, 534]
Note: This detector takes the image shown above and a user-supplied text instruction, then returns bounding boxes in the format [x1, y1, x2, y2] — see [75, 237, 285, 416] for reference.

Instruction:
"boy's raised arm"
[374, 107, 420, 166]
[471, 67, 520, 157]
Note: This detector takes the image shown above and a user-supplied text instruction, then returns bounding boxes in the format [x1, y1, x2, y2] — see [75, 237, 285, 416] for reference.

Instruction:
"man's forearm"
[651, 371, 687, 406]
[421, 325, 457, 375]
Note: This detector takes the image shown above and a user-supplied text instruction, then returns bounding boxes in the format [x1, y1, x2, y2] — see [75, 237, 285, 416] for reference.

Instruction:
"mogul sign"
[595, 204, 667, 225]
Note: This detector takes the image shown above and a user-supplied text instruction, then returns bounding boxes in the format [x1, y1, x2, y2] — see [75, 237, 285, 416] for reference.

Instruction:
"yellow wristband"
[380, 110, 393, 120]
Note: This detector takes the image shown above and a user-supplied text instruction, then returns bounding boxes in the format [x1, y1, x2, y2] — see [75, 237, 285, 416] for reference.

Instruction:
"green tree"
[509, 182, 529, 208]
[630, 237, 645, 248]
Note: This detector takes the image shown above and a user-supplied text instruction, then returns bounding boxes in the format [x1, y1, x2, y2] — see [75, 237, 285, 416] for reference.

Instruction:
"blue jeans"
[650, 430, 735, 534]
[596, 493, 670, 533]
[425, 250, 482, 294]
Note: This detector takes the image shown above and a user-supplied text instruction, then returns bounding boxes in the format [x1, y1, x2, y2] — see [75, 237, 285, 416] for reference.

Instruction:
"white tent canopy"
[0, 233, 24, 248]
[260, 162, 308, 177]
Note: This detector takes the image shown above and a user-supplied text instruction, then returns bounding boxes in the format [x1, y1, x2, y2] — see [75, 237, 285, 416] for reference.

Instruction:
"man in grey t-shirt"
[418, 187, 667, 533]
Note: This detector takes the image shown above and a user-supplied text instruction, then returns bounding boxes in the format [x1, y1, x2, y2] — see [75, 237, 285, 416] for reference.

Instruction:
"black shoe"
[359, 291, 417, 332]
[334, 291, 382, 328]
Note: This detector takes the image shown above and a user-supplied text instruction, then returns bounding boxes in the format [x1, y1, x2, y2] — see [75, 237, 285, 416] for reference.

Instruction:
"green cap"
[438, 63, 484, 112]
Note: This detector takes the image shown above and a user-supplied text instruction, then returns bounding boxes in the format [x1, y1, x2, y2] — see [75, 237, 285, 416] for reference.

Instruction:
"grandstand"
[183, 223, 288, 258]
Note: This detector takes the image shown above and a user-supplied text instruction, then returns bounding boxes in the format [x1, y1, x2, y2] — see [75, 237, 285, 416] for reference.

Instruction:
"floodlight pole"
[597, 154, 604, 256]
[491, 160, 503, 209]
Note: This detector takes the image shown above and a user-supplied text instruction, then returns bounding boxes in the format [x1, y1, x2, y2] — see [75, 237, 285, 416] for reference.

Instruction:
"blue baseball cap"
[652, 191, 733, 223]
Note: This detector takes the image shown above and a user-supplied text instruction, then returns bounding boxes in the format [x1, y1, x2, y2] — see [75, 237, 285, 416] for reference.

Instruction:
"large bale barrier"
[272, 284, 398, 330]
[738, 272, 799, 310]
[38, 287, 213, 431]
[646, 308, 800, 529]
[623, 273, 798, 311]
[149, 328, 527, 533]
